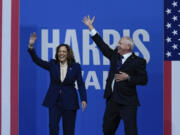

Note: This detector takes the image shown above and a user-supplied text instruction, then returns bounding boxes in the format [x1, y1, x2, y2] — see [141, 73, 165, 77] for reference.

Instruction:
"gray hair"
[122, 36, 134, 49]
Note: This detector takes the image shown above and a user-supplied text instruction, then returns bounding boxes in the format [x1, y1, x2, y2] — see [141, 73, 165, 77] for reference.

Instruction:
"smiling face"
[58, 46, 68, 64]
[117, 37, 132, 55]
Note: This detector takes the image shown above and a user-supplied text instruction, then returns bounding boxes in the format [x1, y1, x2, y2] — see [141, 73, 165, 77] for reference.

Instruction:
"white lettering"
[83, 30, 100, 65]
[103, 29, 120, 65]
[41, 29, 59, 60]
[41, 29, 151, 64]
[85, 71, 100, 90]
[133, 29, 150, 63]
[64, 29, 81, 63]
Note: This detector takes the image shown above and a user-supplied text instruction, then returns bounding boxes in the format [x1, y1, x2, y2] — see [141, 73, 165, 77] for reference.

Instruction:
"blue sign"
[19, 0, 163, 135]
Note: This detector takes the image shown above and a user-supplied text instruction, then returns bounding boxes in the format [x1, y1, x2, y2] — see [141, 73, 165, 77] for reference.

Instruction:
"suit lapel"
[109, 53, 119, 80]
[56, 63, 61, 82]
[55, 62, 73, 83]
[62, 66, 72, 82]
[64, 66, 70, 81]
[120, 53, 136, 69]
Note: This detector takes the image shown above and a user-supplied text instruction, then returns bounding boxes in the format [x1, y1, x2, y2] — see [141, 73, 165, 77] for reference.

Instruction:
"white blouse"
[60, 62, 68, 82]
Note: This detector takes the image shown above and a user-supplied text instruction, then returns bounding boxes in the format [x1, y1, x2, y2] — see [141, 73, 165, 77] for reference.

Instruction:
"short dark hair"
[55, 44, 75, 66]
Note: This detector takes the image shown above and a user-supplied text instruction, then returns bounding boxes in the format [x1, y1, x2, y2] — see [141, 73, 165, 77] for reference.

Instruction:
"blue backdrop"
[19, 0, 163, 135]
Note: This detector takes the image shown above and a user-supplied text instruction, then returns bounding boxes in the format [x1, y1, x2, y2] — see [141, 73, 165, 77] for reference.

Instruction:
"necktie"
[116, 55, 124, 71]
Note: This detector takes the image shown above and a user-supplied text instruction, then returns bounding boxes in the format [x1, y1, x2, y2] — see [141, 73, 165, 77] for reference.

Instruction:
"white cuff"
[90, 29, 97, 36]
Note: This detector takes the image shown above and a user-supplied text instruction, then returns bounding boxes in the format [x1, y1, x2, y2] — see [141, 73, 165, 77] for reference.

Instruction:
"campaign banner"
[19, 0, 163, 135]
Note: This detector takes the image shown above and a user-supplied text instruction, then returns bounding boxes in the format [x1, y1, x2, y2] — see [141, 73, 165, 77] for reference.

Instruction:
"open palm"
[29, 32, 37, 45]
[82, 15, 95, 28]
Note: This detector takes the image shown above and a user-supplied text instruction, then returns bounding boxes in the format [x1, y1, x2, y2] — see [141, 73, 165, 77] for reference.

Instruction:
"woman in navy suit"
[28, 33, 87, 135]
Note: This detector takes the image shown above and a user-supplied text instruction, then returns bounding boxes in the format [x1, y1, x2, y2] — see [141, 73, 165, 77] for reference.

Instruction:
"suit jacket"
[28, 48, 87, 109]
[92, 34, 148, 106]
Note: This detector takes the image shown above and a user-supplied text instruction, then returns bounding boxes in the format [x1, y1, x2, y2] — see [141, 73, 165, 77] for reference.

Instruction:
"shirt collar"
[122, 52, 132, 60]
[60, 61, 68, 67]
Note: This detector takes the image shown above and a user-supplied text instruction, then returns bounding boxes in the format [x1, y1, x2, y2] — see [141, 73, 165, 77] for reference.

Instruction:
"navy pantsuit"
[28, 48, 87, 135]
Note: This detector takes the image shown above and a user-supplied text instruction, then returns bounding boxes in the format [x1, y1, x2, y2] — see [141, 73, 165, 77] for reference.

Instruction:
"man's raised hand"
[82, 15, 95, 31]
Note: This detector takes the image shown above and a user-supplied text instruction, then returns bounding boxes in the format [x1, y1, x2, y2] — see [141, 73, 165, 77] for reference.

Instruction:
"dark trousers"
[103, 100, 138, 135]
[49, 104, 77, 135]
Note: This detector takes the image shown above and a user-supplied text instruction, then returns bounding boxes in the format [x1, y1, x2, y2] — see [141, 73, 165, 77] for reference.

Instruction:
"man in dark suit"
[83, 16, 148, 135]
